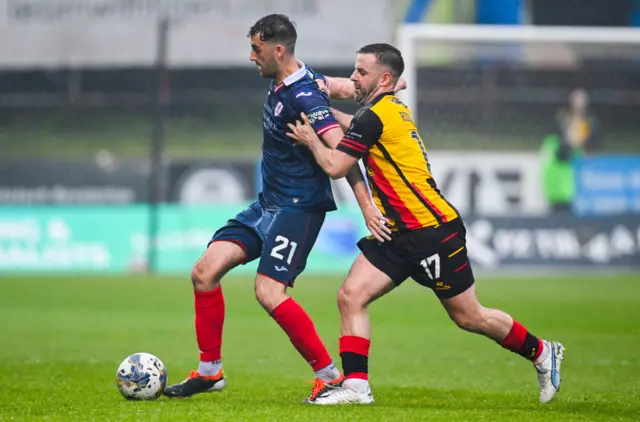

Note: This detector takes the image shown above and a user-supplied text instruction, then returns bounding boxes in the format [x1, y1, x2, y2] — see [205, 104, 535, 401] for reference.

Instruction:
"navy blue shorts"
[209, 201, 326, 286]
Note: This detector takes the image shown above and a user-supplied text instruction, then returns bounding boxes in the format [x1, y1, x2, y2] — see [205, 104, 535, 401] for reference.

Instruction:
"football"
[115, 352, 167, 400]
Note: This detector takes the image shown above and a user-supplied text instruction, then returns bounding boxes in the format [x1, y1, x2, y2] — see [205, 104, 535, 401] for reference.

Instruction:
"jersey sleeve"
[336, 109, 383, 159]
[290, 88, 340, 136]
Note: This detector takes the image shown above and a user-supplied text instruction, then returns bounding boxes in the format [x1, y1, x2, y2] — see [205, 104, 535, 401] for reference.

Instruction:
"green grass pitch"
[1, 274, 639, 421]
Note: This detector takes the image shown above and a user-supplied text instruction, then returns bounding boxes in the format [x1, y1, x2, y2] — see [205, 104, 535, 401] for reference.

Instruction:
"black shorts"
[357, 218, 474, 299]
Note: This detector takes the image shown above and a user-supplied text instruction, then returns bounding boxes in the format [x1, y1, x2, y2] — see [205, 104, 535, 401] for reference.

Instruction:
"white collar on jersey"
[282, 60, 307, 86]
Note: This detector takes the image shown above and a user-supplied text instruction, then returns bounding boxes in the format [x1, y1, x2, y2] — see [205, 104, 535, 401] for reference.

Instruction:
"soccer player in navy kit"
[163, 14, 380, 402]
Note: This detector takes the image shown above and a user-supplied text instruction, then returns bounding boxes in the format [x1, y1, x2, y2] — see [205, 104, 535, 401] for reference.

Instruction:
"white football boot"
[535, 340, 565, 403]
[310, 384, 375, 405]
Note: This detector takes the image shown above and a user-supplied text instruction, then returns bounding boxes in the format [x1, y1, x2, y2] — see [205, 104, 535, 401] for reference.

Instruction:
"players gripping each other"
[287, 43, 565, 405]
[163, 15, 379, 403]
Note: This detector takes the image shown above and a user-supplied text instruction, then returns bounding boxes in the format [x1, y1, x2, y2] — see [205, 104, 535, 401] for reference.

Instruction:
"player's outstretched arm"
[313, 80, 354, 130]
[315, 126, 375, 221]
[321, 76, 407, 100]
[287, 114, 357, 179]
[288, 89, 390, 240]
[321, 77, 355, 100]
[331, 107, 353, 131]
[314, 125, 366, 188]
[288, 113, 392, 242]
[344, 168, 391, 242]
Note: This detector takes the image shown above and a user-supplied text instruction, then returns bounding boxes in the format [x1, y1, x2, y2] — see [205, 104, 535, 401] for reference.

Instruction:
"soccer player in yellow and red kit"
[288, 43, 565, 405]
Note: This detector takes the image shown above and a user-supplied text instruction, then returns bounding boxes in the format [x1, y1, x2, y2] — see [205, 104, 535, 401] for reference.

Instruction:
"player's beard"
[257, 60, 277, 79]
[355, 79, 380, 104]
[354, 86, 365, 103]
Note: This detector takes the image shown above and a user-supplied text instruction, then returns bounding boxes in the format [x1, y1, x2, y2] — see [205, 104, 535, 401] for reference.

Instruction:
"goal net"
[396, 24, 640, 153]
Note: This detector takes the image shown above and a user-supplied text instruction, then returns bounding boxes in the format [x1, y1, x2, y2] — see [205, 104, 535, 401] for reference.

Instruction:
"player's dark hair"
[248, 14, 297, 54]
[357, 43, 405, 80]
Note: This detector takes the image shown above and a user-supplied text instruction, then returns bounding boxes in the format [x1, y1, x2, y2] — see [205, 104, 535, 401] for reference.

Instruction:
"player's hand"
[394, 77, 407, 93]
[286, 112, 317, 147]
[315, 78, 331, 97]
[363, 204, 392, 242]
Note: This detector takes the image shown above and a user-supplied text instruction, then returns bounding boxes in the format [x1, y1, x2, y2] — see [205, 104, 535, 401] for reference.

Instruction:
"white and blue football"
[116, 352, 167, 400]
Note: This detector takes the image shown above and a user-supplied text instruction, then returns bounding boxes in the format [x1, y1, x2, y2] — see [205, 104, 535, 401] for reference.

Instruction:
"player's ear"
[274, 44, 286, 59]
[382, 72, 394, 88]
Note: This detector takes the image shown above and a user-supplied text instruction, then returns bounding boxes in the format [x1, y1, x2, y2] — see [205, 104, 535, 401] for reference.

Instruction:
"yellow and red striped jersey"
[336, 92, 459, 231]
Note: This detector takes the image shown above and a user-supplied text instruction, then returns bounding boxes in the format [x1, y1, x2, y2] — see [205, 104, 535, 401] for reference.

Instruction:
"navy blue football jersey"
[260, 62, 340, 212]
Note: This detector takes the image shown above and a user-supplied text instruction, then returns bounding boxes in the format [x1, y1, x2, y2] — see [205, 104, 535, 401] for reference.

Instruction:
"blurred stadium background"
[1, 0, 639, 275]
[1, 1, 640, 420]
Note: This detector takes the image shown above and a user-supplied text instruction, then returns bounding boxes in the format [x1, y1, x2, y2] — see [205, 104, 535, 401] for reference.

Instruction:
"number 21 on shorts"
[420, 253, 440, 280]
[270, 235, 298, 265]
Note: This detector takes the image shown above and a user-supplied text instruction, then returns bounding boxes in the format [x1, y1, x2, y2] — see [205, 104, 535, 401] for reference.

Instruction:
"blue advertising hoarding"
[574, 155, 640, 216]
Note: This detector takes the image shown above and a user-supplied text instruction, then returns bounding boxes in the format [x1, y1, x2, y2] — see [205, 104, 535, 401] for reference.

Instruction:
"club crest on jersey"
[274, 102, 283, 116]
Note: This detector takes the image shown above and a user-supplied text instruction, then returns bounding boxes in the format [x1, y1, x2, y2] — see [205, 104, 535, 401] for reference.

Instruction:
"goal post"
[397, 24, 640, 116]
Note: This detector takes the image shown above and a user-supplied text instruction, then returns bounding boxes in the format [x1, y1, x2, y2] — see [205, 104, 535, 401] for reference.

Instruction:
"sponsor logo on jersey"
[308, 108, 330, 124]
